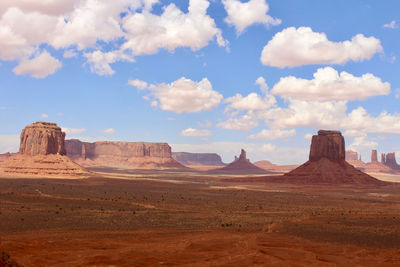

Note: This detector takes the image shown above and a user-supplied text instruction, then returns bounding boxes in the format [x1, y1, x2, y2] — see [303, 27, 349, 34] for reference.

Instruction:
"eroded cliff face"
[65, 139, 185, 169]
[309, 130, 345, 162]
[172, 152, 225, 166]
[20, 121, 66, 156]
[383, 152, 400, 170]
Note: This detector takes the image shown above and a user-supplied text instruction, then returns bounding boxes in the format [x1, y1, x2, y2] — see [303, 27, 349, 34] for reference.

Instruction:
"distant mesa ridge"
[346, 149, 400, 173]
[65, 139, 185, 170]
[172, 152, 226, 166]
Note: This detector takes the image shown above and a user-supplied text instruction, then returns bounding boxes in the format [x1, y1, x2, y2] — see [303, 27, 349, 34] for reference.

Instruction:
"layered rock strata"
[65, 139, 185, 170]
[382, 152, 400, 170]
[172, 152, 226, 166]
[0, 122, 87, 177]
[282, 130, 385, 185]
[19, 121, 66, 156]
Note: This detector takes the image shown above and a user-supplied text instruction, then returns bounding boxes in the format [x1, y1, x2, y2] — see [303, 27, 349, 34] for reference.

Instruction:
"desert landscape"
[1, 122, 400, 266]
[1, 1, 400, 266]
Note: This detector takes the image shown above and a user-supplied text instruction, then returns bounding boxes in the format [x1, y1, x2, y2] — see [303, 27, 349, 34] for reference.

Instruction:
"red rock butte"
[282, 130, 386, 185]
[0, 122, 87, 177]
[20, 121, 66, 156]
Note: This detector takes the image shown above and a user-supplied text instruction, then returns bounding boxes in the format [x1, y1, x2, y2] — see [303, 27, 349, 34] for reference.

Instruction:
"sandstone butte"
[172, 152, 226, 167]
[0, 122, 88, 178]
[280, 130, 386, 185]
[65, 139, 186, 170]
[216, 149, 269, 174]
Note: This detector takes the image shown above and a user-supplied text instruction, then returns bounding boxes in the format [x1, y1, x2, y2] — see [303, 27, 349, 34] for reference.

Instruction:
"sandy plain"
[1, 168, 400, 266]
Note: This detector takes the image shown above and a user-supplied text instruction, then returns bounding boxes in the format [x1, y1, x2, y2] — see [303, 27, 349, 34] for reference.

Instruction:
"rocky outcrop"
[282, 130, 385, 185]
[364, 150, 394, 173]
[383, 152, 400, 170]
[172, 152, 226, 166]
[19, 121, 66, 156]
[0, 122, 88, 177]
[65, 139, 185, 170]
[345, 150, 366, 170]
[216, 149, 268, 174]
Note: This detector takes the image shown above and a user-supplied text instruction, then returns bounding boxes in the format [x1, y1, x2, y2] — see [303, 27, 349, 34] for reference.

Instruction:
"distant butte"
[215, 149, 269, 174]
[0, 122, 88, 177]
[280, 130, 386, 185]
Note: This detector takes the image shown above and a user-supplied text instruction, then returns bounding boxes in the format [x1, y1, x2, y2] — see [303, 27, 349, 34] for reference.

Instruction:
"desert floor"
[1, 168, 400, 266]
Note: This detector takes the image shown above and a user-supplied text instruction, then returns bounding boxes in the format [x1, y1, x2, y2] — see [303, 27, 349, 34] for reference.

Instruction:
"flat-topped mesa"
[20, 121, 66, 156]
[309, 130, 345, 162]
[65, 139, 185, 170]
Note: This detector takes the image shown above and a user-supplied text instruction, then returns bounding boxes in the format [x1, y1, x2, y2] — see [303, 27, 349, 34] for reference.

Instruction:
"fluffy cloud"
[62, 127, 87, 135]
[130, 77, 223, 113]
[101, 128, 116, 134]
[248, 128, 296, 140]
[180, 128, 212, 137]
[261, 27, 382, 67]
[84, 50, 133, 76]
[12, 51, 62, 78]
[128, 79, 148, 90]
[225, 92, 276, 111]
[41, 113, 49, 119]
[122, 0, 227, 56]
[384, 20, 397, 29]
[0, 0, 227, 77]
[272, 67, 390, 101]
[222, 0, 281, 34]
[217, 111, 259, 131]
[255, 76, 268, 93]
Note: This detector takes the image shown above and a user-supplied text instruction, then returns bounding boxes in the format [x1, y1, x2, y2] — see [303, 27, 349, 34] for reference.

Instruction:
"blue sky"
[0, 0, 399, 164]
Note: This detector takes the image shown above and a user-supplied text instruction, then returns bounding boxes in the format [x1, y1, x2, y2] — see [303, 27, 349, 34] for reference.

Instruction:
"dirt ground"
[1, 169, 400, 266]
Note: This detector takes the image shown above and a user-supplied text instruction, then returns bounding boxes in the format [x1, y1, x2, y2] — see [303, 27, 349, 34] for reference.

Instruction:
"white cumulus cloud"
[271, 67, 390, 101]
[62, 127, 87, 135]
[384, 20, 397, 29]
[261, 27, 382, 68]
[222, 0, 281, 34]
[217, 111, 259, 131]
[101, 128, 116, 134]
[180, 128, 212, 137]
[12, 50, 61, 78]
[248, 128, 296, 140]
[225, 92, 276, 111]
[128, 79, 148, 90]
[130, 77, 223, 113]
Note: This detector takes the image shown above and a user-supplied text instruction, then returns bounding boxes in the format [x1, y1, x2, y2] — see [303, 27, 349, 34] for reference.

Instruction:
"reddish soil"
[1, 170, 400, 266]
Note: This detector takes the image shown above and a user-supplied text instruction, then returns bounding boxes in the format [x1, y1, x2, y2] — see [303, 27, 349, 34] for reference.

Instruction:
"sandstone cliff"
[282, 130, 385, 185]
[172, 152, 226, 166]
[65, 139, 185, 170]
[0, 122, 88, 177]
[19, 121, 66, 156]
[216, 149, 268, 174]
[382, 152, 400, 171]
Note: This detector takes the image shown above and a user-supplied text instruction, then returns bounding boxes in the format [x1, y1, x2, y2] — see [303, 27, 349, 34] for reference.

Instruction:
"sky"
[0, 0, 399, 164]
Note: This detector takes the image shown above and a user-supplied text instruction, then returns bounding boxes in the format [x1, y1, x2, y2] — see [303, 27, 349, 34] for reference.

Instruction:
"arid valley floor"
[1, 168, 400, 266]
